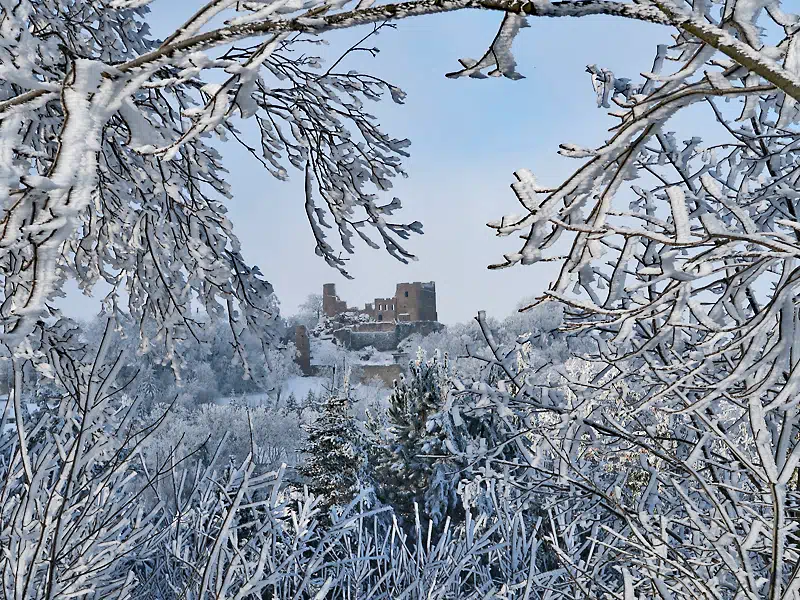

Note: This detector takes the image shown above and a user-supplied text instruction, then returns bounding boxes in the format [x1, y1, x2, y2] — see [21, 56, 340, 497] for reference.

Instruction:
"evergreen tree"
[284, 389, 316, 421]
[298, 375, 368, 516]
[283, 392, 299, 417]
[304, 390, 316, 415]
[374, 351, 461, 527]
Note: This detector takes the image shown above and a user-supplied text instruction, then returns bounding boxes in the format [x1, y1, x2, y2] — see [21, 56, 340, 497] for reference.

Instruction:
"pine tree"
[298, 375, 367, 516]
[283, 392, 299, 417]
[304, 390, 316, 417]
[374, 351, 461, 527]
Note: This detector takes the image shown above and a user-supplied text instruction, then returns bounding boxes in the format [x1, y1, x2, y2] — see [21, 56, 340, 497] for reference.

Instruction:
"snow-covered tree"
[453, 2, 800, 593]
[142, 400, 305, 474]
[188, 360, 220, 405]
[373, 351, 461, 527]
[281, 388, 312, 420]
[283, 388, 317, 421]
[0, 319, 163, 598]
[259, 344, 301, 406]
[298, 374, 369, 515]
[290, 293, 325, 330]
[283, 391, 300, 416]
[400, 303, 563, 380]
[136, 363, 159, 404]
[0, 0, 422, 367]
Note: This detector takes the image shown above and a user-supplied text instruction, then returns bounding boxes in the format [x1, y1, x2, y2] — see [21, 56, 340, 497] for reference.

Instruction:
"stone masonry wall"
[333, 320, 443, 352]
[294, 325, 312, 376]
[356, 364, 404, 387]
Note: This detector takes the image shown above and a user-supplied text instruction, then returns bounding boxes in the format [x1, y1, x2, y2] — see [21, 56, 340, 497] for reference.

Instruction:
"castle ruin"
[295, 281, 443, 383]
[322, 281, 438, 323]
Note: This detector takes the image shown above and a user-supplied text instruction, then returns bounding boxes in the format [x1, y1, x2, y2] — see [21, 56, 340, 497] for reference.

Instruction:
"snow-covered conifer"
[374, 351, 462, 527]
[298, 373, 368, 515]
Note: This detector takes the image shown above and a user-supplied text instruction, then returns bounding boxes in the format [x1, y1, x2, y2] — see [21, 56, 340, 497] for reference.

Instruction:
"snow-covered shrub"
[0, 321, 163, 599]
[400, 303, 565, 380]
[0, 321, 558, 599]
[141, 402, 305, 473]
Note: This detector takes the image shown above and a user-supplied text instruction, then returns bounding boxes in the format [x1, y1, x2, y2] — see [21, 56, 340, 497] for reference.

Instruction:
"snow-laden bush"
[400, 302, 566, 380]
[141, 401, 305, 473]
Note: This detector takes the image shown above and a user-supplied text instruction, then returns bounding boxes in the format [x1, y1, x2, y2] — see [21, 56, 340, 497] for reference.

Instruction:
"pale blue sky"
[67, 3, 674, 324]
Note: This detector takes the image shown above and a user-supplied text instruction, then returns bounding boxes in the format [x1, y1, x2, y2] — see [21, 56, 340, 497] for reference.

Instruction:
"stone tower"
[322, 283, 348, 317]
[394, 282, 437, 322]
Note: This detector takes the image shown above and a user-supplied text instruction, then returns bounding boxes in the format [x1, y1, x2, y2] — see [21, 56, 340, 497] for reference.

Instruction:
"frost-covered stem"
[116, 0, 674, 76]
[43, 386, 92, 600]
[486, 0, 669, 22]
[43, 485, 79, 597]
[160, 0, 241, 47]
[197, 461, 253, 598]
[19, 0, 796, 109]
[85, 318, 115, 410]
[11, 357, 31, 484]
[476, 310, 521, 385]
[770, 482, 787, 600]
[43, 325, 126, 600]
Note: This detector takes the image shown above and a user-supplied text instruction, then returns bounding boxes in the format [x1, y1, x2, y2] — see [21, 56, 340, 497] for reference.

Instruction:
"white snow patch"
[310, 337, 345, 366]
[283, 376, 330, 399]
[217, 377, 330, 407]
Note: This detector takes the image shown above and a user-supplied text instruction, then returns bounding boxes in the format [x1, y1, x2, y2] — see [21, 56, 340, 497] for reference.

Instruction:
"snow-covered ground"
[310, 337, 399, 367]
[283, 376, 330, 399]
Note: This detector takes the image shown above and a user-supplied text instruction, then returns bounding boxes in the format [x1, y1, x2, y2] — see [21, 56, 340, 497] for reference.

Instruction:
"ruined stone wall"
[333, 320, 444, 352]
[322, 281, 436, 323]
[334, 328, 398, 352]
[323, 283, 349, 317]
[353, 322, 396, 333]
[306, 363, 405, 388]
[372, 297, 396, 321]
[294, 325, 312, 375]
[395, 320, 443, 341]
[356, 364, 404, 387]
